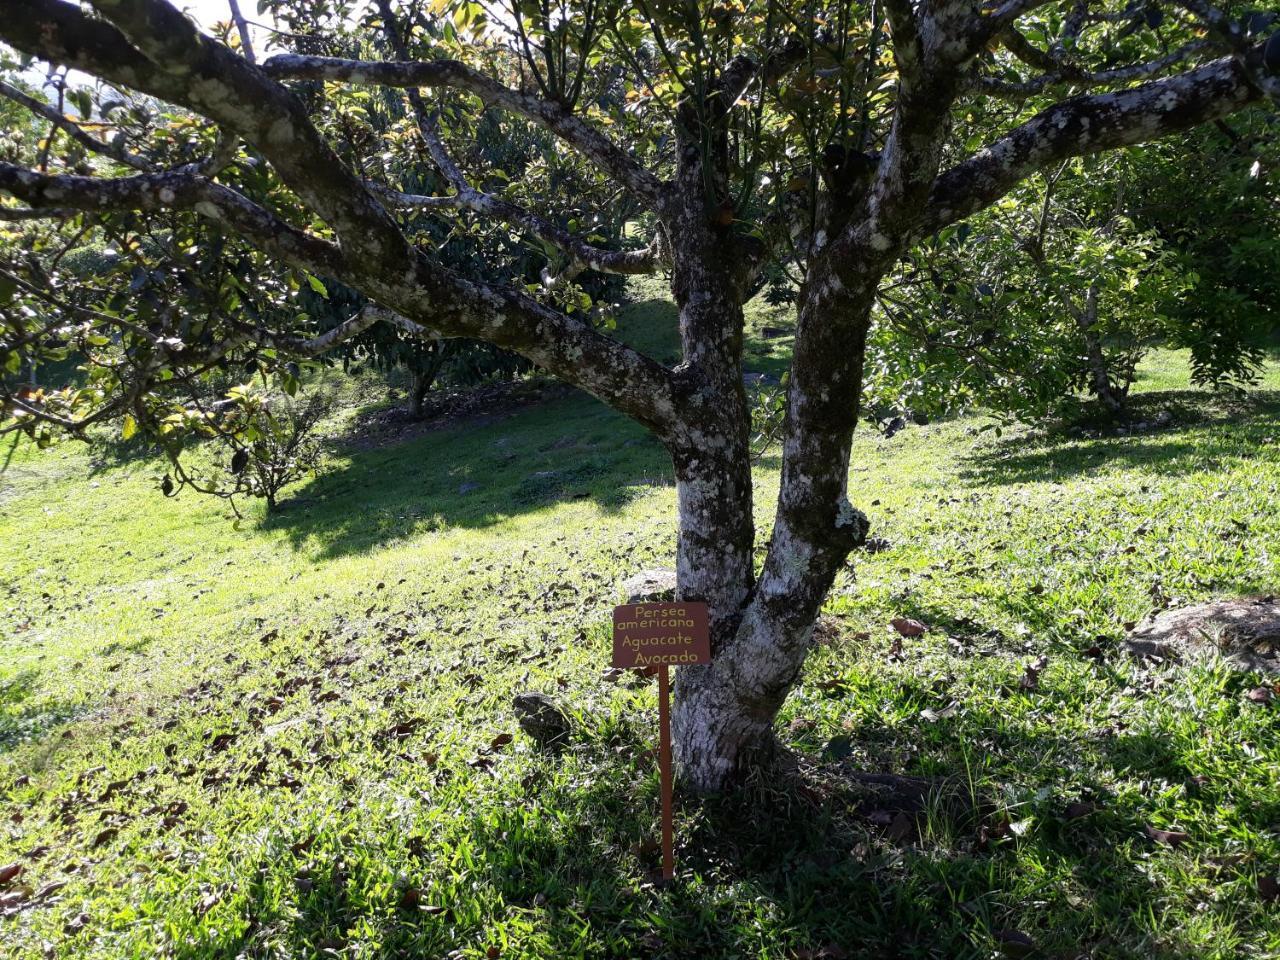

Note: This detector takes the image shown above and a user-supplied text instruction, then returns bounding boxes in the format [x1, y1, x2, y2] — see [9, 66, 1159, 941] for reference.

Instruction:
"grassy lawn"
[2, 287, 1280, 958]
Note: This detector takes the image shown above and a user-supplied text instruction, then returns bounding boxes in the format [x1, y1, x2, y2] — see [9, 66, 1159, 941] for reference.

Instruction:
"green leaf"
[306, 275, 329, 298]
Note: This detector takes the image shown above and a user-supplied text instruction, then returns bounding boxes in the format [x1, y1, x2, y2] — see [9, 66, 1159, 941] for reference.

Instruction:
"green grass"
[2, 295, 1280, 959]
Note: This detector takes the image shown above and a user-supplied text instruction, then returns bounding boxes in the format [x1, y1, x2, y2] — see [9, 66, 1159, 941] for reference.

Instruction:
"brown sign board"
[612, 602, 711, 669]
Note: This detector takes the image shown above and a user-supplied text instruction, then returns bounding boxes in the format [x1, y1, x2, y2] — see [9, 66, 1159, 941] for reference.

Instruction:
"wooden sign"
[612, 601, 710, 882]
[611, 602, 710, 669]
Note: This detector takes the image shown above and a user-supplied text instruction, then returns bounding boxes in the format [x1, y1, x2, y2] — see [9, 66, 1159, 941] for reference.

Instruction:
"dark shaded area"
[172, 709, 1249, 960]
[0, 669, 83, 754]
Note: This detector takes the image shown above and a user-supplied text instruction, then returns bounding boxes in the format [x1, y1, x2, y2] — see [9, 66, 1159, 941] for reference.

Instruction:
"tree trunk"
[1077, 283, 1125, 415]
[408, 344, 446, 419]
[408, 369, 433, 419]
[671, 261, 874, 793]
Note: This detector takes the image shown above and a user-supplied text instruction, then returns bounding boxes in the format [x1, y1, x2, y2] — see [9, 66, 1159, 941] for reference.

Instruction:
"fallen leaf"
[890, 617, 927, 638]
[1145, 825, 1189, 847]
[1260, 873, 1279, 904]
[823, 735, 853, 760]
[33, 881, 66, 901]
[920, 702, 959, 723]
[0, 863, 22, 886]
[1018, 655, 1049, 691]
[816, 677, 849, 696]
[1063, 801, 1097, 821]
[64, 911, 90, 934]
[490, 733, 514, 751]
[196, 890, 221, 916]
[91, 827, 118, 849]
[1245, 686, 1273, 704]
[397, 886, 423, 909]
[207, 732, 237, 753]
[993, 928, 1036, 958]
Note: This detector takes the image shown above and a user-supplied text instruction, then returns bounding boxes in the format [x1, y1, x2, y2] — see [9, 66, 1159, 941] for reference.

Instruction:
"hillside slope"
[2, 288, 1280, 959]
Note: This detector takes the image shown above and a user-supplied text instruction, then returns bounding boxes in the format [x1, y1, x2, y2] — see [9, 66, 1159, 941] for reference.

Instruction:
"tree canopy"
[1, 0, 1277, 790]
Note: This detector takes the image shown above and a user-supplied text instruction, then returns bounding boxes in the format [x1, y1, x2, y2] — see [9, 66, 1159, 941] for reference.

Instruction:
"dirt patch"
[1125, 596, 1280, 673]
[341, 380, 574, 452]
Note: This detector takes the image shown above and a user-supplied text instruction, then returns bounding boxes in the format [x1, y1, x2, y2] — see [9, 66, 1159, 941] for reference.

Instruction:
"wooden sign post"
[612, 601, 710, 881]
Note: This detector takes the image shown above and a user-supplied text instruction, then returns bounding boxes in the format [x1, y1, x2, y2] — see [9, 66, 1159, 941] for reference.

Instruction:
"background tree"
[0, 0, 1277, 792]
[1127, 110, 1280, 388]
[869, 153, 1195, 423]
[868, 114, 1278, 426]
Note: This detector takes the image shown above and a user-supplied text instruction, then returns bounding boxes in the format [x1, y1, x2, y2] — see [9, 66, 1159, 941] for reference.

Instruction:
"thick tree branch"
[713, 37, 808, 116]
[259, 53, 669, 213]
[882, 0, 926, 88]
[1176, 0, 1280, 100]
[0, 159, 681, 435]
[0, 162, 351, 275]
[921, 50, 1264, 237]
[5, 0, 413, 269]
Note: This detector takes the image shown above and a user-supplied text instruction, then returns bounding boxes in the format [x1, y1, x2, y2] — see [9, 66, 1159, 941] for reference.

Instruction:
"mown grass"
[2, 290, 1279, 959]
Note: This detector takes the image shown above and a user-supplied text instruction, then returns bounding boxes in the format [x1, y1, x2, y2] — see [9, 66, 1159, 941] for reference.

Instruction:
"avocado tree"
[868, 153, 1195, 423]
[1, 0, 1277, 792]
[867, 118, 1278, 426]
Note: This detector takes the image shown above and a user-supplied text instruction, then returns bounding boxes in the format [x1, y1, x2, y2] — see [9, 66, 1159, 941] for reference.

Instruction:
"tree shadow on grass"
[0, 669, 86, 755]
[261, 394, 673, 560]
[192, 714, 1252, 960]
[960, 389, 1280, 488]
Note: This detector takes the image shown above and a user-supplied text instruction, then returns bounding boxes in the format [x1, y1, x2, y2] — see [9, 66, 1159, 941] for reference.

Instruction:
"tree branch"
[0, 80, 150, 171]
[373, 183, 663, 277]
[882, 0, 925, 89]
[974, 39, 1218, 99]
[226, 0, 256, 64]
[3, 0, 684, 436]
[920, 50, 1264, 237]
[259, 53, 670, 213]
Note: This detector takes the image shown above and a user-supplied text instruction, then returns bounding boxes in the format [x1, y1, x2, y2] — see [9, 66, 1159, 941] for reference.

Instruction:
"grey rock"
[513, 692, 571, 748]
[1126, 596, 1280, 673]
[619, 569, 677, 603]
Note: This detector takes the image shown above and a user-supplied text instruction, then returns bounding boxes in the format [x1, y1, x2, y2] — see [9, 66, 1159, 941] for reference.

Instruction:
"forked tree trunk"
[670, 260, 874, 793]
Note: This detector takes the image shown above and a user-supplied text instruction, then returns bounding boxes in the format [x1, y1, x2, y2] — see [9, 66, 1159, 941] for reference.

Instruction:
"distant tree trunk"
[407, 343, 447, 419]
[1077, 283, 1126, 415]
